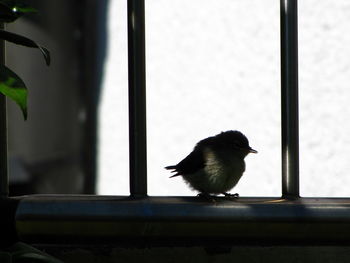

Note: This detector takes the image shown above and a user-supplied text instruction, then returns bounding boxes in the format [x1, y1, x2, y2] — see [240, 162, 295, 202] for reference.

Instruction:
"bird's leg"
[222, 192, 239, 199]
[197, 192, 216, 202]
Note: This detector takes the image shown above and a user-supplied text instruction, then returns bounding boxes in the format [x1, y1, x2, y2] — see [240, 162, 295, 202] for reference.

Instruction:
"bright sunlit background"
[98, 0, 350, 197]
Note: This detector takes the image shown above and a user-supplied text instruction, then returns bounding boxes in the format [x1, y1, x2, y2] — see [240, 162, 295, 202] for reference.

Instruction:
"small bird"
[165, 130, 257, 198]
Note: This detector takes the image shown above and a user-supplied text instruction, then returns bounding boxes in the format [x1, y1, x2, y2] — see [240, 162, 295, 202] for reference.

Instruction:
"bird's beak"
[248, 147, 258, 154]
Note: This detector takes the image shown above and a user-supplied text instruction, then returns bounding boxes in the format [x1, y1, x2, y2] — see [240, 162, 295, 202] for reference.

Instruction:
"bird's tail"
[164, 165, 181, 178]
[164, 165, 176, 170]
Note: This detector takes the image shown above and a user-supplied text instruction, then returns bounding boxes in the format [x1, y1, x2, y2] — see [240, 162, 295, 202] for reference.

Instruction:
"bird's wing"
[167, 146, 206, 177]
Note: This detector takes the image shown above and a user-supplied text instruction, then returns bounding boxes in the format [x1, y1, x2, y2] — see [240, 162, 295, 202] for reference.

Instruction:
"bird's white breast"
[183, 148, 245, 194]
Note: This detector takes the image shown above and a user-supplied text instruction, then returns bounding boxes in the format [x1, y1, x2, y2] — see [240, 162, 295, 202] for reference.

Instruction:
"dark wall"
[6, 0, 107, 195]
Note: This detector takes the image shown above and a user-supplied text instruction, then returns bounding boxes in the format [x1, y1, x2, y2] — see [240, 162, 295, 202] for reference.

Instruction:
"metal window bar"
[0, 22, 9, 198]
[128, 0, 148, 197]
[280, 0, 300, 198]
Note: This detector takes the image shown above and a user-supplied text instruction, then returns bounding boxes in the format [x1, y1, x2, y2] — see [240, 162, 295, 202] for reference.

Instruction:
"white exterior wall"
[98, 0, 350, 197]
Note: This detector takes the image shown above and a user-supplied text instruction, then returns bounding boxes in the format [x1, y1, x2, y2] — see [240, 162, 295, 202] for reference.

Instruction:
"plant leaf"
[0, 2, 19, 22]
[9, 242, 64, 263]
[16, 252, 64, 263]
[0, 0, 37, 22]
[0, 64, 27, 120]
[0, 29, 50, 65]
[13, 6, 37, 14]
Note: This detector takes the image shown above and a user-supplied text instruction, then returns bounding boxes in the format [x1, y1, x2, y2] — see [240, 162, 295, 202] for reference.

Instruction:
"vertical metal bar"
[280, 0, 300, 198]
[0, 22, 9, 197]
[128, 0, 147, 197]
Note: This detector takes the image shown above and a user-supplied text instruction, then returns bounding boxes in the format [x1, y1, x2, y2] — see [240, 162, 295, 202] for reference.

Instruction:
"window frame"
[2, 0, 350, 245]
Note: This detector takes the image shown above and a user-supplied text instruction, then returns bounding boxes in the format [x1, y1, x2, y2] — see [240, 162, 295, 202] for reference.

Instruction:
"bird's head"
[215, 130, 257, 157]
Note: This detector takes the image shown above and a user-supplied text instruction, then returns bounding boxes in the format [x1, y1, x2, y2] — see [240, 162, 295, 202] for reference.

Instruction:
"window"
[299, 0, 350, 197]
[99, 0, 281, 197]
[2, 0, 350, 245]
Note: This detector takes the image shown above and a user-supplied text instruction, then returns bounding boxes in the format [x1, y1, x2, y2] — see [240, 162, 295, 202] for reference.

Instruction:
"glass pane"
[145, 0, 281, 196]
[299, 1, 350, 197]
[98, 0, 129, 195]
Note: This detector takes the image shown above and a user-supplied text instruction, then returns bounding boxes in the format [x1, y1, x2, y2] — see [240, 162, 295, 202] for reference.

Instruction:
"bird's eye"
[233, 141, 240, 147]
[233, 140, 247, 149]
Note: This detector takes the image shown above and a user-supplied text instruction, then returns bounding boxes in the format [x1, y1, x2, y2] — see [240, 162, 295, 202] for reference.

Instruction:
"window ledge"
[14, 195, 350, 244]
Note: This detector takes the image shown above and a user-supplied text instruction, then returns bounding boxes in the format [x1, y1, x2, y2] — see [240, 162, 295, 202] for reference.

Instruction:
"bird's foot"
[197, 193, 216, 202]
[222, 192, 239, 199]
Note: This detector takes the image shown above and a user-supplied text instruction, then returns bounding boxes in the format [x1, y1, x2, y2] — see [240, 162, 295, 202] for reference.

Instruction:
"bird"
[165, 130, 257, 198]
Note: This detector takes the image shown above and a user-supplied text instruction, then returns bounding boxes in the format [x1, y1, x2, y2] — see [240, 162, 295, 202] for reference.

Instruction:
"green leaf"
[13, 6, 37, 14]
[0, 2, 19, 22]
[0, 64, 27, 120]
[0, 0, 37, 22]
[0, 29, 50, 65]
[16, 252, 64, 263]
[9, 242, 64, 263]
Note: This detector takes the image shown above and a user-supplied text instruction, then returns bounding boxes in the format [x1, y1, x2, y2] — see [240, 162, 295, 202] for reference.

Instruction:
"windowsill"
[12, 195, 350, 245]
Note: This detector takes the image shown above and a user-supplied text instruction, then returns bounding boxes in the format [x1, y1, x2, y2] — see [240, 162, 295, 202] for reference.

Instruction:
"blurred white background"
[98, 0, 350, 197]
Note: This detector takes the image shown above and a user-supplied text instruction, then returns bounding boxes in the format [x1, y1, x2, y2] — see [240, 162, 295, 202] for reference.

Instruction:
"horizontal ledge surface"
[14, 195, 350, 243]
